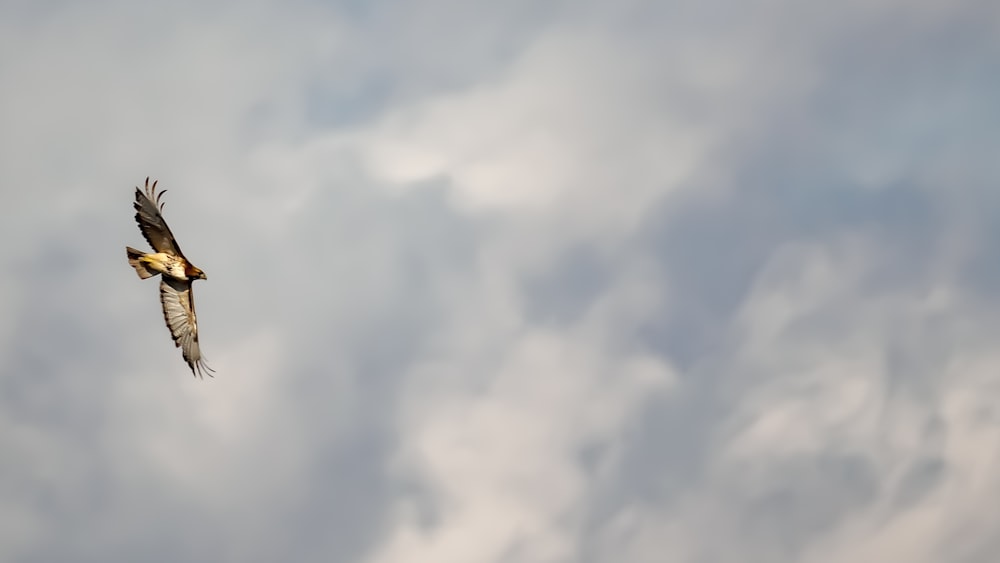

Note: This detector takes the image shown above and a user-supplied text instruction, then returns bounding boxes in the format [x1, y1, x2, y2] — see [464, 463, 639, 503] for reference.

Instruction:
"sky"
[1, 0, 1000, 561]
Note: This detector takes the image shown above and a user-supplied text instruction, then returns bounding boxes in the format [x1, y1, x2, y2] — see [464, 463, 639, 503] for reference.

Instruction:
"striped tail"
[126, 247, 156, 279]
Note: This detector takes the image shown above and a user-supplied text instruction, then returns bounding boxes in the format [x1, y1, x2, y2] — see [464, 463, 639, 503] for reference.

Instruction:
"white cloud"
[589, 227, 1000, 562]
[373, 286, 675, 563]
[2, 0, 1000, 562]
[354, 29, 712, 232]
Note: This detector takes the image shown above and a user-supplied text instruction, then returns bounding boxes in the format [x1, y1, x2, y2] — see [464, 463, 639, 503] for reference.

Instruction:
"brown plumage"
[126, 177, 214, 378]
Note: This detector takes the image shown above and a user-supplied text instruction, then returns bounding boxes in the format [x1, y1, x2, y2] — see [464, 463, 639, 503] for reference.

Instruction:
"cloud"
[2, 0, 1000, 562]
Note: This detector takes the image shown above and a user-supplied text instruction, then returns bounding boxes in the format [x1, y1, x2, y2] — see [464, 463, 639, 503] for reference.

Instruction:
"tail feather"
[126, 247, 156, 279]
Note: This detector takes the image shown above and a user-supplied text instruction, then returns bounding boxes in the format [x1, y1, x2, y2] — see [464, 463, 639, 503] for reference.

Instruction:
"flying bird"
[126, 177, 214, 378]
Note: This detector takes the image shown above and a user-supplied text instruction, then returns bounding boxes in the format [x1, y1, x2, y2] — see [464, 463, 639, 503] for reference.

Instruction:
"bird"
[126, 177, 214, 378]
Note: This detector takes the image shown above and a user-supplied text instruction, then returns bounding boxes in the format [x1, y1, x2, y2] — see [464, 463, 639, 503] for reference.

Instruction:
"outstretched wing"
[159, 277, 214, 378]
[134, 177, 185, 257]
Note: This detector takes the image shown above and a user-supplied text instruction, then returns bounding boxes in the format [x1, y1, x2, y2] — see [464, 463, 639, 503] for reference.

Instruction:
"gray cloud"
[2, 0, 1000, 562]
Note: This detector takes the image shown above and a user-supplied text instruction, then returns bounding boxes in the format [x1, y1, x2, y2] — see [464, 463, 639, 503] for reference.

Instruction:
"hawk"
[126, 177, 214, 378]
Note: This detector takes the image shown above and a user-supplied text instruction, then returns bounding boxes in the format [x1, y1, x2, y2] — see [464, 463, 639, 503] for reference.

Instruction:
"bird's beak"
[200, 272, 208, 280]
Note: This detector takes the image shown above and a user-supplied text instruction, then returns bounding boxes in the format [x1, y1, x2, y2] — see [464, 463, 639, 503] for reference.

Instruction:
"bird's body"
[130, 251, 190, 280]
[126, 177, 213, 378]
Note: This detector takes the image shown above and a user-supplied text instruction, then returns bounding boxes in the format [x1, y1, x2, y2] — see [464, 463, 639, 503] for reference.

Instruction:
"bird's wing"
[159, 277, 214, 378]
[134, 177, 185, 257]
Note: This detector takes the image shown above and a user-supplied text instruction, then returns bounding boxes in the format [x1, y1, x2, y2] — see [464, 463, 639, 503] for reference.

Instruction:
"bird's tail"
[126, 247, 156, 279]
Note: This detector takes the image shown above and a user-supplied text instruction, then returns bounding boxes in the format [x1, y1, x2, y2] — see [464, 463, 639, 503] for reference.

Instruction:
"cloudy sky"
[2, 0, 1000, 561]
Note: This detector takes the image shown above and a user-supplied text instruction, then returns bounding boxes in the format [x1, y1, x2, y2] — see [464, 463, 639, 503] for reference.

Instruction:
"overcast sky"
[2, 0, 1000, 562]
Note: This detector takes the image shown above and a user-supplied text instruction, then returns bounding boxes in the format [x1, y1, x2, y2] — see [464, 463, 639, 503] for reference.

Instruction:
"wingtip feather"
[191, 360, 216, 379]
